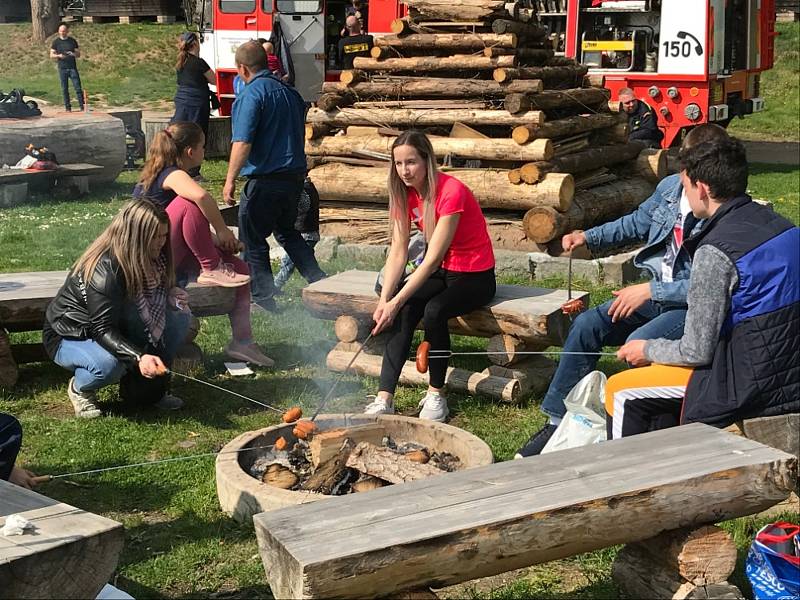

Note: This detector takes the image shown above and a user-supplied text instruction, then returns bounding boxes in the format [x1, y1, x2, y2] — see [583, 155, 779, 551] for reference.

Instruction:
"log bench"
[0, 270, 237, 387]
[0, 479, 124, 599]
[302, 270, 589, 402]
[253, 423, 798, 599]
[0, 163, 104, 208]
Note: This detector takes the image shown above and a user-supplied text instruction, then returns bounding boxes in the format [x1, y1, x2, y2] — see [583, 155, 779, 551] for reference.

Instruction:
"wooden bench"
[0, 479, 124, 598]
[253, 423, 797, 599]
[0, 163, 105, 207]
[302, 270, 589, 402]
[0, 270, 236, 387]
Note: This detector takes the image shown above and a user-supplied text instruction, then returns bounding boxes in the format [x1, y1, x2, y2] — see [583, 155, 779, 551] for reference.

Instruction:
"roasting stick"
[29, 444, 277, 484]
[168, 370, 285, 414]
[310, 332, 374, 421]
[426, 350, 618, 358]
[567, 250, 573, 301]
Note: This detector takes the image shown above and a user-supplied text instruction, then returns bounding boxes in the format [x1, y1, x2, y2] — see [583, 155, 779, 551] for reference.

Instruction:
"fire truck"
[195, 0, 776, 147]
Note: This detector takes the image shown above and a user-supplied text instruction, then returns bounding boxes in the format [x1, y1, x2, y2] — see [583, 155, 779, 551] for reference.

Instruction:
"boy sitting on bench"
[607, 138, 799, 438]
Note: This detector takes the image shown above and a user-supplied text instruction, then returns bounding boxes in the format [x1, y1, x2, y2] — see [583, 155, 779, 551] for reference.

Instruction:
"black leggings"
[0, 412, 22, 481]
[379, 268, 496, 393]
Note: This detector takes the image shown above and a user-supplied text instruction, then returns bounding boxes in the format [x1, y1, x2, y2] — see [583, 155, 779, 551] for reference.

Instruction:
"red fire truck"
[196, 0, 776, 147]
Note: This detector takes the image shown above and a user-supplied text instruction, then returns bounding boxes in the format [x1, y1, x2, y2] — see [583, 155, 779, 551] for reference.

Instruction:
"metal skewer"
[168, 370, 285, 414]
[311, 332, 374, 421]
[567, 249, 573, 301]
[424, 350, 618, 359]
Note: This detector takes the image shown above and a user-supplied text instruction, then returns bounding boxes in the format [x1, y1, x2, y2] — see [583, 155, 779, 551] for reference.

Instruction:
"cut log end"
[637, 148, 668, 183]
[512, 124, 537, 145]
[339, 70, 365, 85]
[523, 206, 563, 244]
[334, 315, 369, 343]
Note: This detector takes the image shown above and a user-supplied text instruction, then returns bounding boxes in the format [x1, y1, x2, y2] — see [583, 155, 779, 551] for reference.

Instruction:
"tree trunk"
[300, 440, 354, 494]
[636, 148, 668, 182]
[522, 177, 655, 243]
[334, 315, 371, 343]
[487, 334, 531, 366]
[493, 65, 588, 84]
[352, 99, 488, 109]
[326, 347, 521, 402]
[317, 92, 356, 112]
[353, 54, 515, 72]
[512, 113, 622, 145]
[520, 161, 551, 184]
[322, 77, 544, 98]
[309, 163, 574, 211]
[504, 87, 610, 114]
[628, 526, 738, 585]
[31, 0, 61, 43]
[305, 123, 332, 140]
[307, 106, 545, 129]
[339, 69, 367, 85]
[484, 48, 553, 63]
[375, 33, 517, 50]
[402, 0, 505, 21]
[306, 135, 554, 162]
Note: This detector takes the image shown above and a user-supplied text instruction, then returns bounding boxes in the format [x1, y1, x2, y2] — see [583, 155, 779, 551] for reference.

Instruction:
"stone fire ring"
[216, 413, 493, 524]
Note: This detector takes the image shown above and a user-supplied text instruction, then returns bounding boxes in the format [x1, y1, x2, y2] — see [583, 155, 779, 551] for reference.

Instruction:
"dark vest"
[681, 195, 800, 426]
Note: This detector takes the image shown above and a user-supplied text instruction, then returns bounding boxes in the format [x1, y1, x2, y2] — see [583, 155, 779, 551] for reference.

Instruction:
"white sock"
[549, 416, 562, 427]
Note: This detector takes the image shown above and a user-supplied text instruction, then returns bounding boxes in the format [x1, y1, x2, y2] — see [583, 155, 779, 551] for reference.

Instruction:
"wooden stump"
[484, 355, 556, 396]
[486, 334, 530, 366]
[172, 342, 204, 375]
[184, 315, 201, 344]
[0, 328, 18, 387]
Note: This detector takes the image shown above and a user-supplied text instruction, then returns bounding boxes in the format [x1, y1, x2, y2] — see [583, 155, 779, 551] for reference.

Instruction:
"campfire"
[248, 423, 462, 495]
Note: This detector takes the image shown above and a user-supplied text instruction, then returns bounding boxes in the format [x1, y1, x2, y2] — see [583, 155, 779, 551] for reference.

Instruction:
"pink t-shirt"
[407, 173, 495, 272]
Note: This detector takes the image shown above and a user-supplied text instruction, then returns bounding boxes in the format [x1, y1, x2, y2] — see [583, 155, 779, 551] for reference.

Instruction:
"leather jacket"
[43, 253, 145, 363]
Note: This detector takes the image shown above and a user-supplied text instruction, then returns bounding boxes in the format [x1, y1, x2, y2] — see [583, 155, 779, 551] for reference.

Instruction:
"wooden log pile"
[309, 6, 667, 252]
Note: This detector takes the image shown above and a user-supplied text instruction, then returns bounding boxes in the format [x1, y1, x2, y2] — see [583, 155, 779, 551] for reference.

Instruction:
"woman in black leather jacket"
[43, 199, 191, 417]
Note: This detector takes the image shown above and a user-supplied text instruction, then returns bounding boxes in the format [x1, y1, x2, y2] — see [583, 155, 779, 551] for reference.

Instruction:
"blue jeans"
[58, 68, 83, 110]
[540, 299, 687, 419]
[274, 237, 318, 289]
[238, 177, 326, 307]
[53, 309, 190, 394]
[0, 413, 22, 481]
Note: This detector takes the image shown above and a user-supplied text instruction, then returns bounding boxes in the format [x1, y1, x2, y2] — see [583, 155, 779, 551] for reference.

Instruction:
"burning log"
[309, 424, 386, 468]
[301, 439, 355, 495]
[346, 442, 445, 483]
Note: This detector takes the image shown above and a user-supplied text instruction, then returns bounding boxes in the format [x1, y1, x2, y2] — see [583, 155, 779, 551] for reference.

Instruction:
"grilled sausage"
[416, 341, 431, 373]
[292, 419, 317, 440]
[561, 298, 585, 316]
[282, 407, 303, 423]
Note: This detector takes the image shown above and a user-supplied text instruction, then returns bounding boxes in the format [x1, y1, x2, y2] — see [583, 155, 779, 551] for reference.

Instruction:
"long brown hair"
[73, 199, 175, 298]
[138, 121, 204, 194]
[388, 130, 439, 242]
[176, 32, 198, 70]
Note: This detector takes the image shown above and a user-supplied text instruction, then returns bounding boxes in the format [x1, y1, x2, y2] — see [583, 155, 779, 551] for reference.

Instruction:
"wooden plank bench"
[302, 270, 589, 401]
[0, 479, 124, 598]
[0, 163, 105, 207]
[0, 270, 236, 387]
[253, 423, 798, 599]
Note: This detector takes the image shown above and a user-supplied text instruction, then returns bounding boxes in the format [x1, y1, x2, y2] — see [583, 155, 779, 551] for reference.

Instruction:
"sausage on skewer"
[416, 341, 430, 373]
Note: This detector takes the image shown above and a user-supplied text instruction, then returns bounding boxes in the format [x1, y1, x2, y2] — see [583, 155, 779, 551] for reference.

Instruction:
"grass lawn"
[1, 159, 798, 598]
[0, 22, 183, 108]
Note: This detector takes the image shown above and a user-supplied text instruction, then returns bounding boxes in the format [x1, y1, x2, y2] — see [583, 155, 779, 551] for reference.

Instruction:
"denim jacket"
[584, 174, 703, 306]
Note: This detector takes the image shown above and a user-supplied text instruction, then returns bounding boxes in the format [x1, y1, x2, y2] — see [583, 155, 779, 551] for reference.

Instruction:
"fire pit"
[216, 414, 493, 523]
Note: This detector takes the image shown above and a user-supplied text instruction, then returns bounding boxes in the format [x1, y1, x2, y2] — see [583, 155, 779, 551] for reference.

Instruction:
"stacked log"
[309, 6, 664, 252]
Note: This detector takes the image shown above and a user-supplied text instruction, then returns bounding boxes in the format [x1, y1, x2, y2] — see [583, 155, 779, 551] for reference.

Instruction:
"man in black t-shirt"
[337, 15, 373, 70]
[50, 23, 84, 111]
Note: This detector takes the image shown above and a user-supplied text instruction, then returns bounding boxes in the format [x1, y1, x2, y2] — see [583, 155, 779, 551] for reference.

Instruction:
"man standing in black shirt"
[50, 23, 84, 112]
[338, 15, 374, 70]
[619, 87, 664, 149]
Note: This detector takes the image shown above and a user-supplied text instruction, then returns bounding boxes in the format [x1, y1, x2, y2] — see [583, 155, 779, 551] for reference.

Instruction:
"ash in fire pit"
[248, 429, 461, 495]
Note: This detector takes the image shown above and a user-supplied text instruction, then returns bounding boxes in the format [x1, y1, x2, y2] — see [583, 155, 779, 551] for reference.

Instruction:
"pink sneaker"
[225, 341, 275, 367]
[197, 263, 250, 288]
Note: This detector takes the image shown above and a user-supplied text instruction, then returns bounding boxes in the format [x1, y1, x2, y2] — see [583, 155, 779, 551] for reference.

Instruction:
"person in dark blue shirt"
[223, 41, 326, 313]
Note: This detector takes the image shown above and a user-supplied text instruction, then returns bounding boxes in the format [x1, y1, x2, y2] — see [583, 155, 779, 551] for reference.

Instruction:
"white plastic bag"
[541, 371, 607, 454]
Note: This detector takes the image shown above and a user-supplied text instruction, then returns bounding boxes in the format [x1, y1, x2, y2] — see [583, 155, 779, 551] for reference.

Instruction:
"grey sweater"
[645, 245, 739, 365]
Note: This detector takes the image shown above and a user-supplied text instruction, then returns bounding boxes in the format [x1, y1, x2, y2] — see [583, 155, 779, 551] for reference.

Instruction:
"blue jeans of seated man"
[53, 309, 190, 394]
[0, 412, 22, 481]
[540, 299, 687, 419]
[238, 177, 326, 308]
[58, 68, 84, 110]
[274, 237, 319, 289]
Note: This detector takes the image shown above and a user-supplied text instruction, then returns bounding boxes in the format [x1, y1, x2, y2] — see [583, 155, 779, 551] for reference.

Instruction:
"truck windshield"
[220, 0, 256, 12]
[272, 0, 322, 14]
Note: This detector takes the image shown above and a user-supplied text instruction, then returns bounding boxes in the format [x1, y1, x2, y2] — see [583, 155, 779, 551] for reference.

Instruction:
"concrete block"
[529, 252, 601, 282]
[493, 250, 534, 278]
[315, 236, 339, 262]
[337, 243, 388, 263]
[0, 182, 28, 208]
[157, 15, 176, 23]
[597, 251, 643, 286]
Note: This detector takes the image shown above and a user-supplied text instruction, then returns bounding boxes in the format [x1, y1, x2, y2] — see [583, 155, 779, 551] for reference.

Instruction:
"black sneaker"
[514, 423, 558, 459]
[252, 298, 281, 314]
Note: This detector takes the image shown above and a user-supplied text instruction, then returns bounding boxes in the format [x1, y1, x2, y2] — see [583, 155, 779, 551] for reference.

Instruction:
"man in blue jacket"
[223, 41, 326, 313]
[515, 124, 729, 458]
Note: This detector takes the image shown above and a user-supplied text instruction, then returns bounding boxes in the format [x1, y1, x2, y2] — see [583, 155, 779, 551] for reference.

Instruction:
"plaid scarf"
[135, 254, 168, 344]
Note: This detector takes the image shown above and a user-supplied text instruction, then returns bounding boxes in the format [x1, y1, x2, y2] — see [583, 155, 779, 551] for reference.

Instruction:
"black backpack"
[0, 89, 42, 119]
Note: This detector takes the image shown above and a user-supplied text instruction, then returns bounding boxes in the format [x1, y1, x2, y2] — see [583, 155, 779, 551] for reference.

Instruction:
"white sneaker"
[67, 377, 102, 419]
[364, 395, 394, 415]
[418, 391, 449, 422]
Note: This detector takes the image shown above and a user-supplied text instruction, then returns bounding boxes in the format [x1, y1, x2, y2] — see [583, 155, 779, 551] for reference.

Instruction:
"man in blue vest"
[606, 138, 799, 437]
[223, 41, 326, 313]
